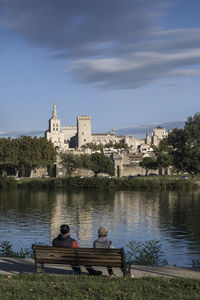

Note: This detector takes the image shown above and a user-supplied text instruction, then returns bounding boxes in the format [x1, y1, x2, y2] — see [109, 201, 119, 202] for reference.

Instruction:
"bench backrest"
[32, 245, 126, 269]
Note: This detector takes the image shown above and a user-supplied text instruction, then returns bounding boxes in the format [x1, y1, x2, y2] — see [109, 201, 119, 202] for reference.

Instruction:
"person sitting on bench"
[52, 224, 102, 276]
[93, 226, 115, 278]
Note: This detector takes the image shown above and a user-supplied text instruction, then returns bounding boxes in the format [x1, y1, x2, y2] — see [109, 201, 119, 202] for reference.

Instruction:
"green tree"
[139, 157, 158, 176]
[81, 143, 103, 151]
[154, 138, 172, 169]
[60, 153, 80, 176]
[0, 136, 56, 177]
[156, 113, 200, 176]
[169, 113, 200, 176]
[167, 128, 187, 174]
[90, 153, 114, 177]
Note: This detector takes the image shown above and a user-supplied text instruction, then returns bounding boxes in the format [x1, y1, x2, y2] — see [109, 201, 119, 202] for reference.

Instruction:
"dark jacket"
[52, 234, 79, 248]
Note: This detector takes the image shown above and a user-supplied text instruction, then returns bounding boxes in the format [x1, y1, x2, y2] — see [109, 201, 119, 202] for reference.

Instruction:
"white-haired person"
[93, 226, 115, 278]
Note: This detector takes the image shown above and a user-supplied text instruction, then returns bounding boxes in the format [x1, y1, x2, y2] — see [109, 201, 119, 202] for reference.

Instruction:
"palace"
[45, 104, 168, 154]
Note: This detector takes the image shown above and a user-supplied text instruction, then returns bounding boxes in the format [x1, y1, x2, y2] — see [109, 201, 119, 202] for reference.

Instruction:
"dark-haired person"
[52, 224, 102, 276]
[93, 226, 115, 278]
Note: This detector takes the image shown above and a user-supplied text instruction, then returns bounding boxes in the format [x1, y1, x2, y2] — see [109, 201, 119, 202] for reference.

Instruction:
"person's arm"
[72, 240, 79, 248]
[109, 241, 114, 248]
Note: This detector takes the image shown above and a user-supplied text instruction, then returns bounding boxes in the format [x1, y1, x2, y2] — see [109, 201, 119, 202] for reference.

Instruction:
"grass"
[0, 274, 200, 300]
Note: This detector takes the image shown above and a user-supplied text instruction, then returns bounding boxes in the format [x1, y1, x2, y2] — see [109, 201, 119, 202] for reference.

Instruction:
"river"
[0, 188, 200, 267]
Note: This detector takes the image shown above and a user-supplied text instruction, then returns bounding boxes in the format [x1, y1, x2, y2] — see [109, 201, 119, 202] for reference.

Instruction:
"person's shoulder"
[93, 239, 98, 247]
[52, 237, 58, 246]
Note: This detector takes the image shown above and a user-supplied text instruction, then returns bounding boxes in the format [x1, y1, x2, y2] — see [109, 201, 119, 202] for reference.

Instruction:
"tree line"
[1, 112, 200, 179]
[0, 136, 56, 177]
[141, 113, 200, 176]
[61, 152, 114, 177]
[81, 142, 128, 151]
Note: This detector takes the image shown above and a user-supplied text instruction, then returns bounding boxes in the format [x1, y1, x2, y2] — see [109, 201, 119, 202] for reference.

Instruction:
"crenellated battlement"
[62, 126, 77, 130]
[77, 116, 91, 120]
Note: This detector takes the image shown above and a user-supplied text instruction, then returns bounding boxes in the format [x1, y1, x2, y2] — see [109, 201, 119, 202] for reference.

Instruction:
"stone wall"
[30, 167, 48, 178]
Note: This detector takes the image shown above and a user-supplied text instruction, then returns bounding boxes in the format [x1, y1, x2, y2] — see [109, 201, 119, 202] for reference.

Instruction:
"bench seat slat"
[34, 252, 121, 257]
[36, 259, 122, 268]
[37, 253, 121, 260]
[34, 246, 121, 253]
[36, 256, 122, 262]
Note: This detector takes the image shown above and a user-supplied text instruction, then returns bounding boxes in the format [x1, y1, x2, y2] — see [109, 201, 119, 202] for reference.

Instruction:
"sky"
[0, 0, 200, 137]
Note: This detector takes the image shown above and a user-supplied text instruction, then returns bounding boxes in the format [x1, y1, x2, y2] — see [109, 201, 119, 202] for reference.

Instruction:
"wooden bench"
[32, 245, 129, 277]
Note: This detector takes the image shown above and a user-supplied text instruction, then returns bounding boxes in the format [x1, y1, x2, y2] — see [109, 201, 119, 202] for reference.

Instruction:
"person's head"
[98, 226, 108, 238]
[60, 224, 70, 235]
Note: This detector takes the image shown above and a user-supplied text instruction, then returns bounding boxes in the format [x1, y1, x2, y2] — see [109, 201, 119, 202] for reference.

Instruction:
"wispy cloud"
[0, 130, 44, 138]
[1, 0, 200, 88]
[116, 121, 185, 137]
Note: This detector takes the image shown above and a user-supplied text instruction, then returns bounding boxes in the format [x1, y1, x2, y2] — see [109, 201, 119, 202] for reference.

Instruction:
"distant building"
[45, 104, 168, 152]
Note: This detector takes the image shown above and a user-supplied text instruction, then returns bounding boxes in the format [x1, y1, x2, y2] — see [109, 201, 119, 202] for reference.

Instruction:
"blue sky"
[0, 0, 200, 136]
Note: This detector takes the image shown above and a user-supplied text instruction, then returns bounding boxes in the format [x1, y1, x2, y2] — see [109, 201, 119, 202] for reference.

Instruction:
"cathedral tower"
[49, 103, 61, 133]
[45, 104, 64, 151]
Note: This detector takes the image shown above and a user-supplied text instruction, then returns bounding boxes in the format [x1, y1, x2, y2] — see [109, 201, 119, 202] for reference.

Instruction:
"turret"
[52, 103, 57, 118]
[77, 116, 91, 148]
[146, 129, 151, 145]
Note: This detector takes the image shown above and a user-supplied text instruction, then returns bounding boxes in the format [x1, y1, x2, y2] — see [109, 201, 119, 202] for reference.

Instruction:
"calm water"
[0, 188, 200, 267]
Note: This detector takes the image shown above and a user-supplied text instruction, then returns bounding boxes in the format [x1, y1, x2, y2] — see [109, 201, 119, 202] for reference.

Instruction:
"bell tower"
[49, 103, 61, 133]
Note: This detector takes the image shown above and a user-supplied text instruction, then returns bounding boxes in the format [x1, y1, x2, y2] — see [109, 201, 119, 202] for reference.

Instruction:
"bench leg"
[35, 263, 45, 274]
[39, 263, 45, 274]
[122, 263, 131, 277]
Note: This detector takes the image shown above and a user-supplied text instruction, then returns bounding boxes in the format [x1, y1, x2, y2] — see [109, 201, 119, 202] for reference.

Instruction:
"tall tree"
[154, 137, 172, 169]
[139, 157, 158, 176]
[60, 153, 80, 176]
[0, 136, 56, 177]
[90, 153, 114, 177]
[157, 113, 200, 176]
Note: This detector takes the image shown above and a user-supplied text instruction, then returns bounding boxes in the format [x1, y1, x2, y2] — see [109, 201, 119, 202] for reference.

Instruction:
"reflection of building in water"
[49, 191, 161, 244]
[112, 191, 160, 231]
[50, 192, 94, 245]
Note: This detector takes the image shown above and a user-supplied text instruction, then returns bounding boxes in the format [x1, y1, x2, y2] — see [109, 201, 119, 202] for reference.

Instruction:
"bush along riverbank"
[0, 239, 168, 267]
[0, 175, 199, 190]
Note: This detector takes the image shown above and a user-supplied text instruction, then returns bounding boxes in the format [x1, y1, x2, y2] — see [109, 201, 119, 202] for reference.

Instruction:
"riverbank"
[0, 259, 200, 300]
[1, 257, 200, 279]
[15, 175, 200, 190]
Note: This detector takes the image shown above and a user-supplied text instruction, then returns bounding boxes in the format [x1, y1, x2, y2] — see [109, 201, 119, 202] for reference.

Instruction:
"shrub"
[126, 239, 168, 269]
[0, 241, 32, 258]
[0, 176, 17, 189]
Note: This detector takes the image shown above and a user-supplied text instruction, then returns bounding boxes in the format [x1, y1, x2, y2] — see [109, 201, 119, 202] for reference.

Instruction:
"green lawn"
[0, 274, 200, 300]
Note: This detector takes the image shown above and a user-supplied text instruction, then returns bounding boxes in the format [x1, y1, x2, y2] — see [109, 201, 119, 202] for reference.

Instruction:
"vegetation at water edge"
[14, 175, 199, 190]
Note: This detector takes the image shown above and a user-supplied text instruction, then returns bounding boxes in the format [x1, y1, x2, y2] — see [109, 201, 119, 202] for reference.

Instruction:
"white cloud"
[69, 49, 200, 88]
[1, 0, 200, 88]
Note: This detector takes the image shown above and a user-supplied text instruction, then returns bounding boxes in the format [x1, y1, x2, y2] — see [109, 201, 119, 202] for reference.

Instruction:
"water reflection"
[0, 188, 200, 267]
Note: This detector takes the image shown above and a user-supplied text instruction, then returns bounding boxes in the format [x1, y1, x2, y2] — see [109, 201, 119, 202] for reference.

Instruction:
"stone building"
[45, 104, 168, 153]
